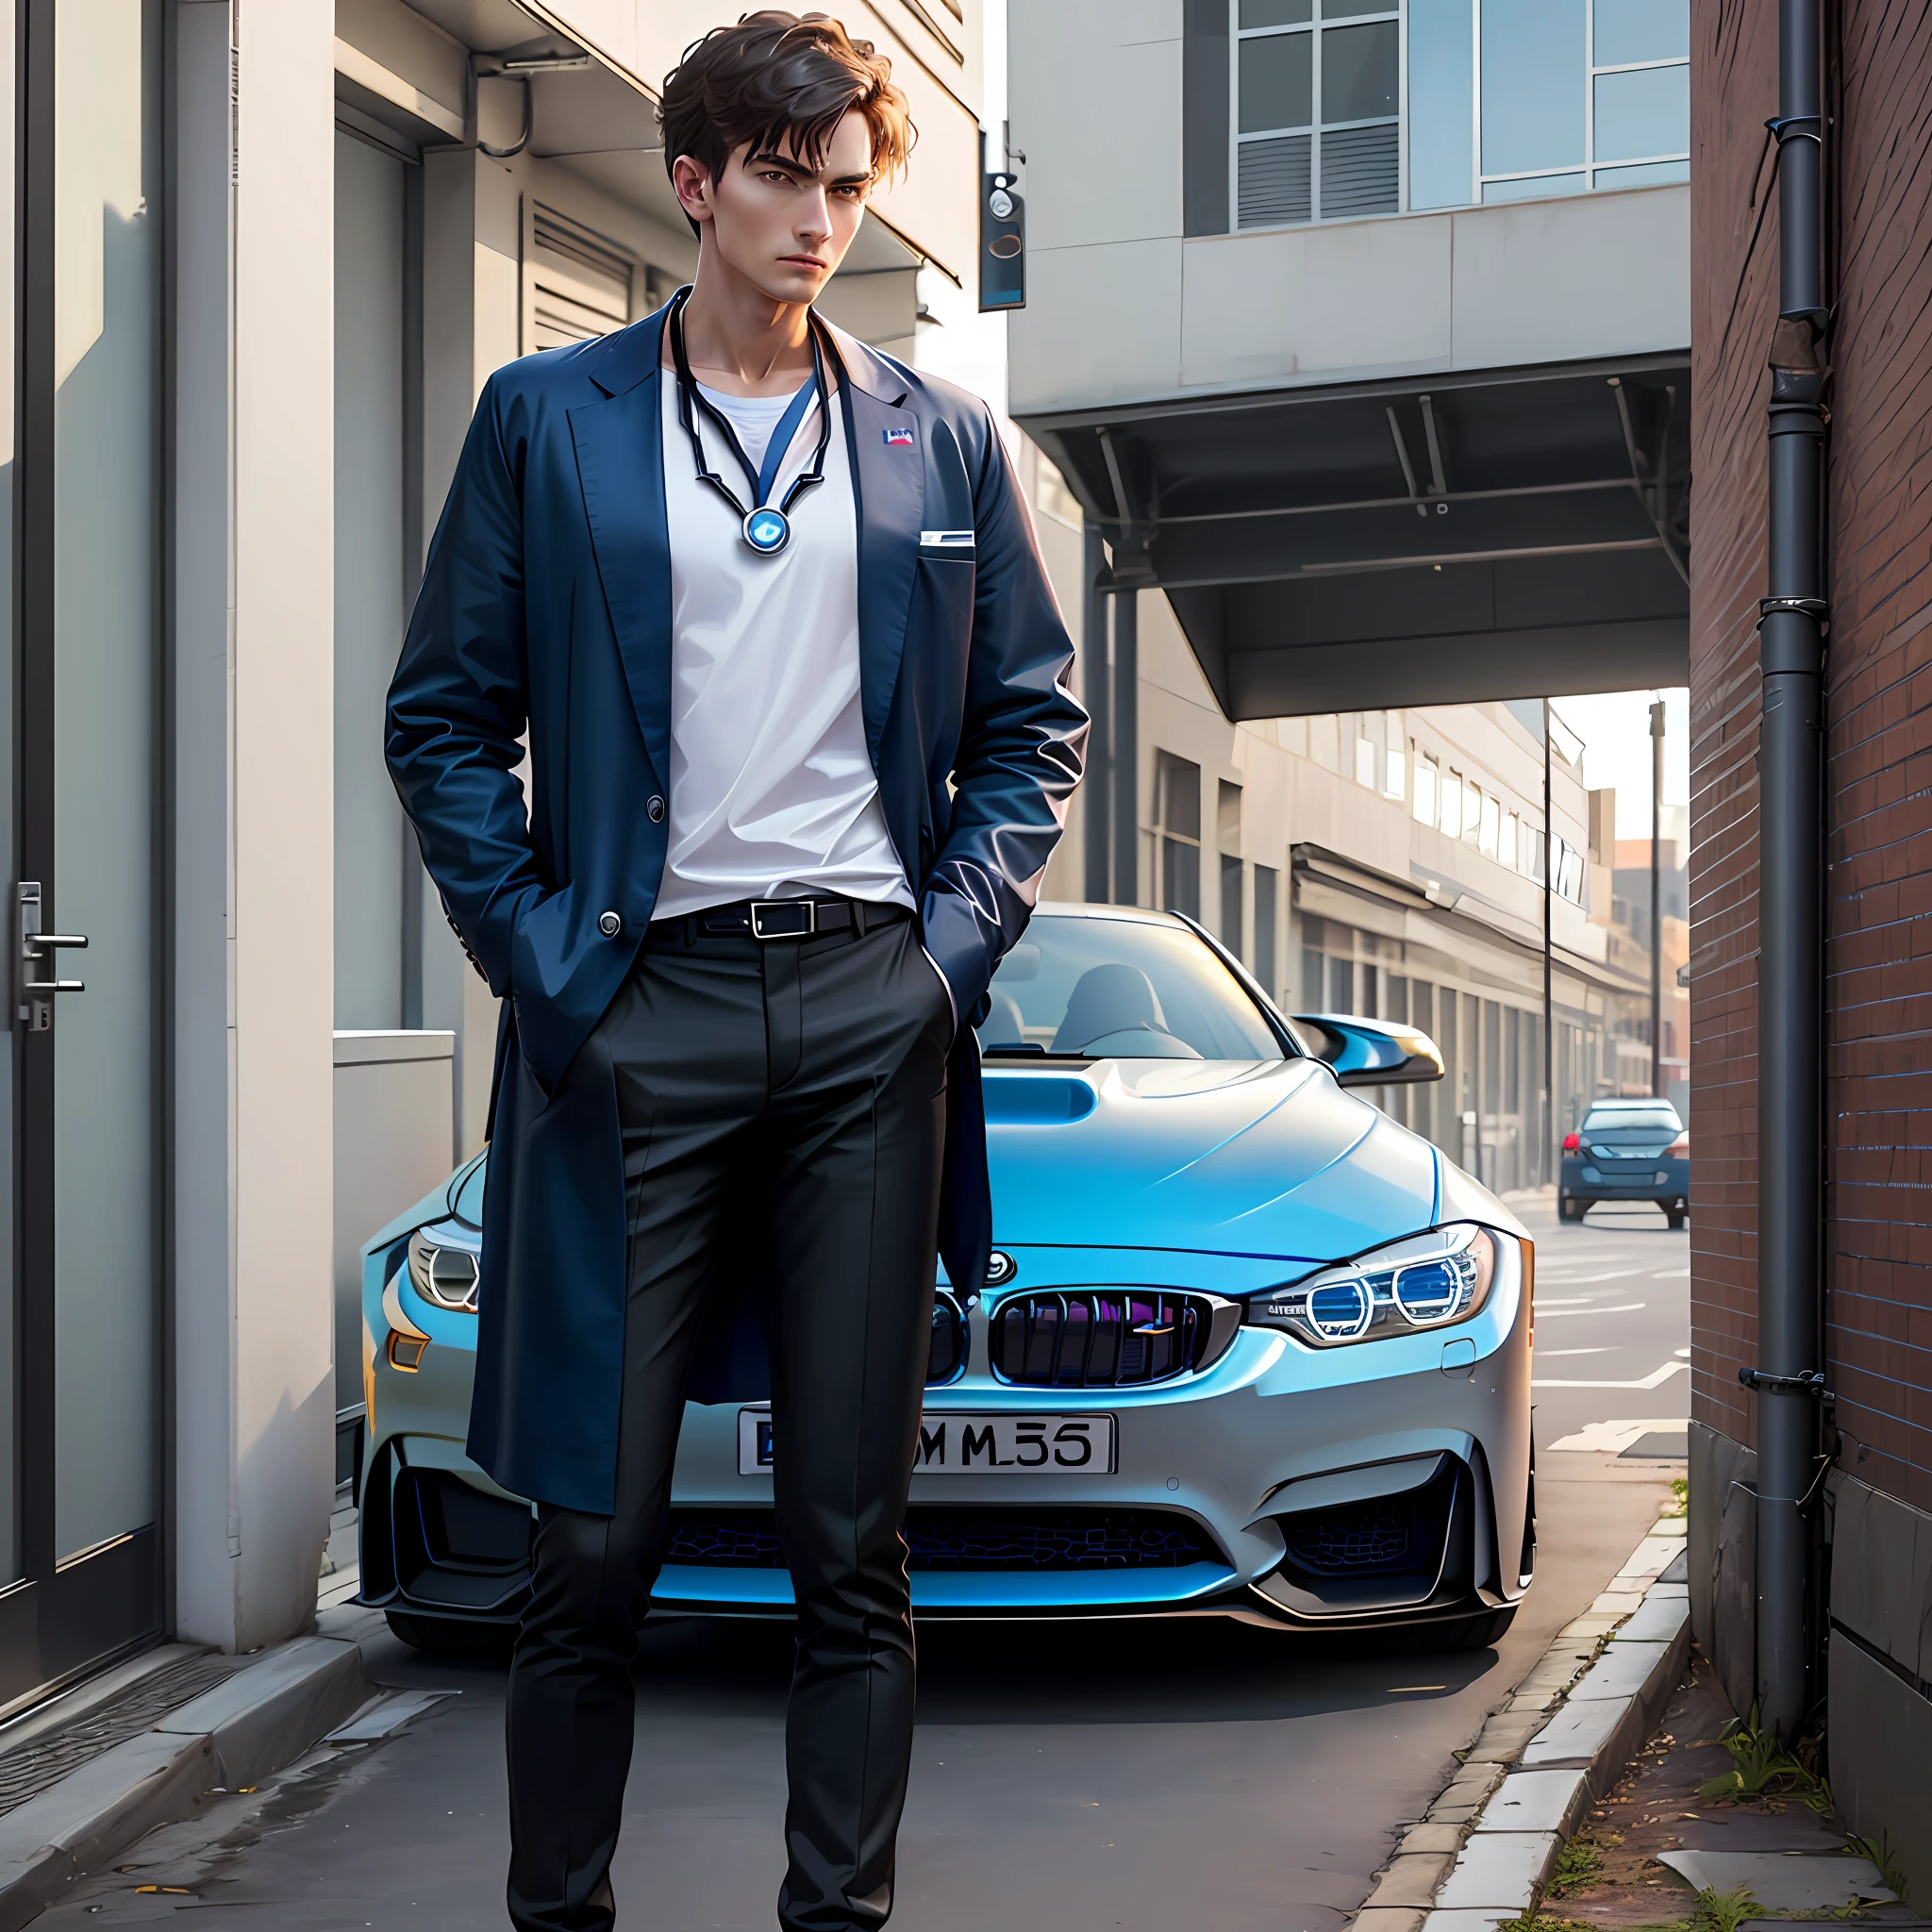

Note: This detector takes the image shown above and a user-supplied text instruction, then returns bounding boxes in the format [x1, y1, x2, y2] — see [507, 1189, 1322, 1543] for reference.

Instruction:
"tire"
[1666, 1206, 1687, 1230]
[1558, 1195, 1586, 1223]
[385, 1609, 516, 1663]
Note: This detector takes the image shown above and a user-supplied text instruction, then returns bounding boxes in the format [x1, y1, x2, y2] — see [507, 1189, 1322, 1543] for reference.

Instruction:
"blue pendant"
[743, 507, 791, 555]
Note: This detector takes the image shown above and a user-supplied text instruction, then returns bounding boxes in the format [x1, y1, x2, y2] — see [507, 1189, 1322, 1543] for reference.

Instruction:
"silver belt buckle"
[749, 900, 817, 940]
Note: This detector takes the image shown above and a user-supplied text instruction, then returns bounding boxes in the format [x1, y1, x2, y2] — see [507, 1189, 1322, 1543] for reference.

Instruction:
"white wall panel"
[1008, 237, 1183, 414]
[1449, 185, 1690, 370]
[1180, 215, 1453, 391]
[1010, 0, 1183, 254]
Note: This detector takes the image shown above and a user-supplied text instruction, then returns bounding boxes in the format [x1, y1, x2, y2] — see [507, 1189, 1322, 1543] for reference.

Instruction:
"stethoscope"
[668, 286, 833, 557]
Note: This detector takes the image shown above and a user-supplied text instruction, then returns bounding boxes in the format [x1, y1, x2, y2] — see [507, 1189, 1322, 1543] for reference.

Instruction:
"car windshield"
[1583, 1107, 1681, 1135]
[976, 913, 1285, 1060]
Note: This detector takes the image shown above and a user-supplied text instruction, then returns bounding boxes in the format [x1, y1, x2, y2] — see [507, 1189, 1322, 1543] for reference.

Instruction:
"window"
[1441, 769, 1462, 838]
[1475, 0, 1688, 203]
[1463, 780, 1483, 842]
[1218, 780, 1243, 954]
[1157, 753, 1202, 919]
[1479, 791, 1500, 858]
[1502, 810, 1520, 869]
[1254, 864, 1279, 995]
[1384, 741, 1406, 799]
[1356, 724, 1377, 787]
[1235, 0, 1401, 230]
[1406, 0, 1687, 211]
[1413, 750, 1439, 824]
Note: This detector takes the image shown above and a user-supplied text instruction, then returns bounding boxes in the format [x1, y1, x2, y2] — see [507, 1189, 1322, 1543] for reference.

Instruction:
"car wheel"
[1666, 1206, 1687, 1230]
[1559, 1195, 1585, 1223]
[385, 1609, 516, 1663]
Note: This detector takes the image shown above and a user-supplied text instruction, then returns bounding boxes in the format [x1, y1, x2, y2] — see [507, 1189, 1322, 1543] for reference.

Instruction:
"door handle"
[17, 882, 86, 1030]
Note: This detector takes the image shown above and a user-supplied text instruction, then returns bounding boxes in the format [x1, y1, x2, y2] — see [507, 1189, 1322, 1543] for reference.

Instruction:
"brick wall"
[1688, 4, 1778, 1461]
[1818, 2, 1932, 1513]
[1690, 1, 1932, 1515]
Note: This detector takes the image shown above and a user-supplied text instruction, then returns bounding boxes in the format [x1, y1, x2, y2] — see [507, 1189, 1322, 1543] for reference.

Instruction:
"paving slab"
[1435, 1830, 1559, 1907]
[1363, 1852, 1457, 1908]
[1567, 1640, 1672, 1700]
[1657, 1851, 1898, 1908]
[1517, 1694, 1627, 1766]
[1420, 1911, 1517, 1932]
[1611, 1595, 1690, 1644]
[1472, 1769, 1591, 1837]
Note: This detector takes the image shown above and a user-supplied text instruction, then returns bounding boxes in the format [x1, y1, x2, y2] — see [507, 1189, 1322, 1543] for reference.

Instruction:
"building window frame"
[1473, 0, 1690, 206]
[1230, 0, 1407, 232]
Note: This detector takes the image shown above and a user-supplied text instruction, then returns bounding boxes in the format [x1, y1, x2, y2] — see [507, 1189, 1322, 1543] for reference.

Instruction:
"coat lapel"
[834, 329, 924, 767]
[570, 311, 674, 790]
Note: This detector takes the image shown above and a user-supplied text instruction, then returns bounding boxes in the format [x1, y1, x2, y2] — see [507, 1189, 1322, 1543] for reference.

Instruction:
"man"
[385, 12, 1086, 1932]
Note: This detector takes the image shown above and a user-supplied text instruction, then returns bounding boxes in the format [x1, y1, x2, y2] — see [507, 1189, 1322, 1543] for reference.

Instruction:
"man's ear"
[671, 153, 714, 225]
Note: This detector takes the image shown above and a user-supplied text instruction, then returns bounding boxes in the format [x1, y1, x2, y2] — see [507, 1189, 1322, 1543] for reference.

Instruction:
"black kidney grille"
[927, 1291, 967, 1385]
[663, 1507, 1219, 1573]
[990, 1291, 1215, 1387]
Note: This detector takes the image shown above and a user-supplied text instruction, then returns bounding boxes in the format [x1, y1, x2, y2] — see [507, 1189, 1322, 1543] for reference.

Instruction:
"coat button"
[647, 795, 666, 823]
[598, 910, 622, 937]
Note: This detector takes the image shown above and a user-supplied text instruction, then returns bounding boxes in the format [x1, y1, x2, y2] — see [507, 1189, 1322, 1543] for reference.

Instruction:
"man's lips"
[780, 255, 827, 271]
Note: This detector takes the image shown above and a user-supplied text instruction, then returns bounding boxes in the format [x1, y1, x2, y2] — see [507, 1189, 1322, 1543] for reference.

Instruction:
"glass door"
[2, 0, 164, 1712]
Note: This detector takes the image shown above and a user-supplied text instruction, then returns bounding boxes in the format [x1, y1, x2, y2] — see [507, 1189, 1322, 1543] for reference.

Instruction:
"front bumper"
[359, 1233, 1533, 1634]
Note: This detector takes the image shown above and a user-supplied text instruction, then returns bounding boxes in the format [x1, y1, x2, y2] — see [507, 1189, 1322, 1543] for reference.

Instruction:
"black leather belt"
[649, 896, 911, 945]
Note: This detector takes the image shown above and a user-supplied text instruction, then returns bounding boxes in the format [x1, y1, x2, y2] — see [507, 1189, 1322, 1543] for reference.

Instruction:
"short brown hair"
[658, 11, 914, 228]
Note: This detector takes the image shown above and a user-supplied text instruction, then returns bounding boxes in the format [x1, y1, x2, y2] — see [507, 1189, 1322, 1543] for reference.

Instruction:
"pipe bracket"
[1739, 1366, 1834, 1403]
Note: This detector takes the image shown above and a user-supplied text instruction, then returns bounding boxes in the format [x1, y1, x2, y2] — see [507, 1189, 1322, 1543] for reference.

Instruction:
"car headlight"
[407, 1229, 480, 1312]
[1245, 1224, 1497, 1348]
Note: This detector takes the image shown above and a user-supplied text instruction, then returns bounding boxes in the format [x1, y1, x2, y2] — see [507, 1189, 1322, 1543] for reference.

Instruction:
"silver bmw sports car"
[358, 904, 1534, 1655]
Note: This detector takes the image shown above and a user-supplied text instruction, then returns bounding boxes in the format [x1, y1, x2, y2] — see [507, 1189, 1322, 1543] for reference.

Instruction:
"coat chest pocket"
[916, 552, 975, 646]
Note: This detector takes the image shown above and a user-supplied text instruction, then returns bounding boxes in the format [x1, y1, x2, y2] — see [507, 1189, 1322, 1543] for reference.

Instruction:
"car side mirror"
[1291, 1014, 1446, 1088]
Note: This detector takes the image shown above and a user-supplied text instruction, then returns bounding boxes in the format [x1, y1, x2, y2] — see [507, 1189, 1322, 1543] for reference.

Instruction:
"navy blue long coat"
[386, 304, 1088, 1514]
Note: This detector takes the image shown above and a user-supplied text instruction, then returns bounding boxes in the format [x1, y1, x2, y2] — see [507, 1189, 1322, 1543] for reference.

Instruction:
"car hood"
[983, 1057, 1444, 1264]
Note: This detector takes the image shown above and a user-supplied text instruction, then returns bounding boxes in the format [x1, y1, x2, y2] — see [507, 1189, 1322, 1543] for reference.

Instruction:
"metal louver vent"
[1320, 123, 1399, 220]
[1238, 134, 1311, 228]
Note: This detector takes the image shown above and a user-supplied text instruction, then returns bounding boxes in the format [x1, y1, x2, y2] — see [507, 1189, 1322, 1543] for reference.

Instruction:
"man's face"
[675, 109, 875, 305]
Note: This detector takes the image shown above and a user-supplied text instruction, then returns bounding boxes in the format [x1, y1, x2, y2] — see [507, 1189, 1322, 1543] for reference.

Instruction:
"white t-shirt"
[653, 372, 916, 922]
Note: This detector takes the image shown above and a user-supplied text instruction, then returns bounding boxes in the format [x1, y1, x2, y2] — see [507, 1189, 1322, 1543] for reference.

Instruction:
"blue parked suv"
[1559, 1098, 1689, 1227]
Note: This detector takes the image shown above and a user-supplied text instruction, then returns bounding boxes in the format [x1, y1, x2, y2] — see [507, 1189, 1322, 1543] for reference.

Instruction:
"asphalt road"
[47, 1197, 1683, 1932]
[1517, 1192, 1690, 1458]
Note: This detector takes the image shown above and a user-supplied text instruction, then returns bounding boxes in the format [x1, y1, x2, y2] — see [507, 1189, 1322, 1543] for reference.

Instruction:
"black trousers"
[505, 909, 951, 1932]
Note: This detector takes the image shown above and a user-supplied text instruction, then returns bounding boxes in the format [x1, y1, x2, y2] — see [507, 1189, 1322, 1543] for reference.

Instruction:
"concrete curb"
[0, 1631, 376, 1930]
[1352, 1507, 1692, 1932]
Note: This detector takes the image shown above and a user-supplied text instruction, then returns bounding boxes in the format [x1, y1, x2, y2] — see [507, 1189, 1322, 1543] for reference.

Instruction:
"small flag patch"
[884, 425, 916, 446]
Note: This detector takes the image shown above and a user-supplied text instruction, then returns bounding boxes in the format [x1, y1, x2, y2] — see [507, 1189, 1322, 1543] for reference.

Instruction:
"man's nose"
[797, 191, 833, 242]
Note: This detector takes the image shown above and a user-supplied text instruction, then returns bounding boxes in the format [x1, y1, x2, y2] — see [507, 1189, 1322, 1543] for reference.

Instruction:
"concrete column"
[173, 0, 337, 1652]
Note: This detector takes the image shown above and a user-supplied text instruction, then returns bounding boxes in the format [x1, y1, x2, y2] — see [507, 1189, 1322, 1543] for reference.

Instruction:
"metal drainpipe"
[1751, 0, 1830, 1746]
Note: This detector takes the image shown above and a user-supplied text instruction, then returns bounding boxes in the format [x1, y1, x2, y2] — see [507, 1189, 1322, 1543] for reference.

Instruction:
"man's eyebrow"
[744, 149, 874, 185]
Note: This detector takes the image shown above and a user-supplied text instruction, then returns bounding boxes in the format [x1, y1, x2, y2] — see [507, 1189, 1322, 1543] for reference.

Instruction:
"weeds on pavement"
[1691, 1884, 1759, 1932]
[1697, 1707, 1832, 1811]
[1845, 1831, 1910, 1905]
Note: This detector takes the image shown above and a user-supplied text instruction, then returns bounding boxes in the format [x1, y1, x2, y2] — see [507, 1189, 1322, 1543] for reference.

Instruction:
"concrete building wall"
[1689, 1, 1932, 1892]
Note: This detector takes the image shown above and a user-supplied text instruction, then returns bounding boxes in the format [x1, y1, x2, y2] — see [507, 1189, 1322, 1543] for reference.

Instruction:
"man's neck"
[674, 256, 816, 398]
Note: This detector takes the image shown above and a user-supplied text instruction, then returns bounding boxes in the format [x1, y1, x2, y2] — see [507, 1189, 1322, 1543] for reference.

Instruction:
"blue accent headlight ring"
[1249, 1224, 1499, 1348]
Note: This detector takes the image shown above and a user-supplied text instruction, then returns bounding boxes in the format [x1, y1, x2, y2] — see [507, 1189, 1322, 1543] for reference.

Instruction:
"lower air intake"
[664, 1507, 1221, 1572]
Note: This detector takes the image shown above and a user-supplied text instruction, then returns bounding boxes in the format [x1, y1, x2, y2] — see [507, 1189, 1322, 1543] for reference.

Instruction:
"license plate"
[738, 1408, 1116, 1475]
